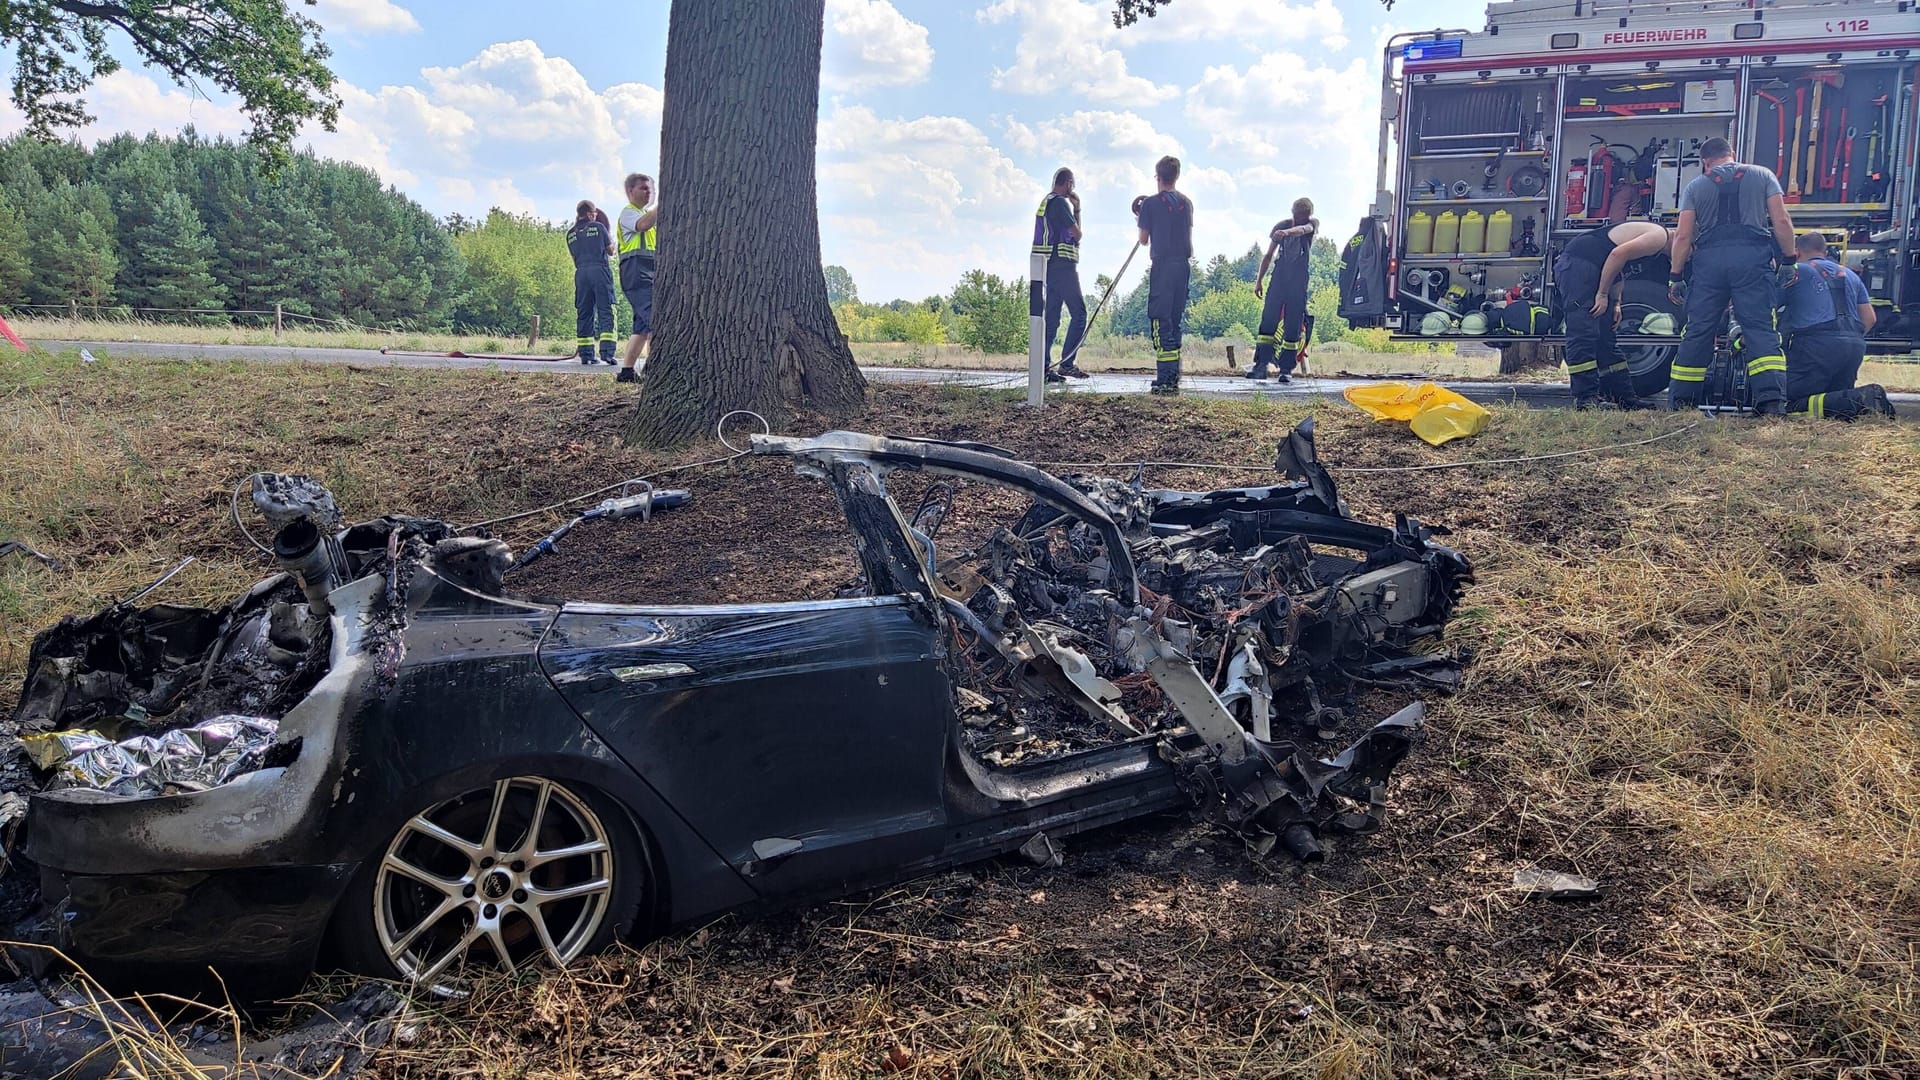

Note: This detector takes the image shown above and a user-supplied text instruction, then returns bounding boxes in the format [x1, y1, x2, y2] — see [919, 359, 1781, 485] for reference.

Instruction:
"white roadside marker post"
[1028, 251, 1047, 408]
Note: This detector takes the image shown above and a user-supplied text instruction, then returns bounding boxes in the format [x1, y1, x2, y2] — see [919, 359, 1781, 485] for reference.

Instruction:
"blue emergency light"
[1404, 39, 1464, 61]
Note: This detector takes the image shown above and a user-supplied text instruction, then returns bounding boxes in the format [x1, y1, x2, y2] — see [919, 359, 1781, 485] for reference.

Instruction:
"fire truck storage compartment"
[1561, 73, 1738, 224]
[1400, 79, 1556, 319]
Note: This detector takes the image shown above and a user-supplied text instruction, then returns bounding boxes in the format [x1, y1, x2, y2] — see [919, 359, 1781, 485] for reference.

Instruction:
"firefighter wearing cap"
[1246, 198, 1318, 382]
[1780, 232, 1896, 420]
[567, 200, 617, 364]
[1667, 137, 1798, 414]
[1034, 167, 1089, 381]
[1136, 155, 1194, 395]
[1555, 220, 1668, 409]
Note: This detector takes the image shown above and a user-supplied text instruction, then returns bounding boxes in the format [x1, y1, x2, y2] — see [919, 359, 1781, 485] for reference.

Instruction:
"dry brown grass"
[2, 347, 1916, 1078]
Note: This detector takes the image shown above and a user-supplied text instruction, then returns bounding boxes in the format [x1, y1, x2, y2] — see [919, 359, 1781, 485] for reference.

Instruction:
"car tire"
[1620, 277, 1679, 396]
[327, 775, 651, 994]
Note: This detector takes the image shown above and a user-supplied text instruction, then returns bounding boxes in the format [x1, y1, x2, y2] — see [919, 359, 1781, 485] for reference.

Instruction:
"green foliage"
[0, 133, 461, 327]
[1308, 284, 1343, 342]
[823, 264, 858, 305]
[1187, 282, 1261, 340]
[1309, 236, 1340, 293]
[0, 0, 340, 160]
[23, 176, 117, 304]
[451, 210, 576, 337]
[834, 301, 945, 344]
[0, 192, 29, 305]
[949, 269, 1026, 354]
[120, 191, 226, 310]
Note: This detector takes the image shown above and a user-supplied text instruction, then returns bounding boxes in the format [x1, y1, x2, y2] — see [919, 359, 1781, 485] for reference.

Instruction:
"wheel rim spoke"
[479, 778, 514, 854]
[529, 877, 611, 906]
[414, 921, 484, 988]
[407, 815, 482, 859]
[517, 779, 554, 859]
[527, 838, 609, 868]
[383, 853, 464, 898]
[486, 925, 518, 976]
[390, 894, 460, 959]
[529, 907, 566, 966]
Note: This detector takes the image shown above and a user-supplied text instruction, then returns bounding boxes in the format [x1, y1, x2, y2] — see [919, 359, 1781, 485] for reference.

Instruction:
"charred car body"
[9, 422, 1471, 998]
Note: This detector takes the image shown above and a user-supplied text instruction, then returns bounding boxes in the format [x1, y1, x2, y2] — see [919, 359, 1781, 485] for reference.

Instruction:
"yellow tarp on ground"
[1343, 381, 1491, 446]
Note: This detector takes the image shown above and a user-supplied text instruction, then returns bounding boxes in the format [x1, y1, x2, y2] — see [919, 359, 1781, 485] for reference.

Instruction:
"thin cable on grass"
[232, 474, 272, 554]
[1026, 422, 1702, 475]
[460, 409, 772, 532]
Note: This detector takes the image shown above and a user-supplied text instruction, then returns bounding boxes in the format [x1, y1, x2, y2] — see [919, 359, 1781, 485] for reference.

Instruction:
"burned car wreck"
[8, 421, 1471, 999]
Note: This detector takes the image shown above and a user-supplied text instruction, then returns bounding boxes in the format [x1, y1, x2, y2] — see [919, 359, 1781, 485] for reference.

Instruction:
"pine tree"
[0, 193, 30, 305]
[123, 192, 227, 311]
[24, 178, 119, 306]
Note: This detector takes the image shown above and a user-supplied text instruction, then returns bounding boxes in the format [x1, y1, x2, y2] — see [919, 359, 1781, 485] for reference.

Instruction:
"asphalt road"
[27, 338, 1920, 417]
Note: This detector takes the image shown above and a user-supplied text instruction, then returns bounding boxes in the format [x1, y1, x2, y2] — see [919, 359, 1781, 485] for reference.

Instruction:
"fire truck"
[1359, 0, 1920, 393]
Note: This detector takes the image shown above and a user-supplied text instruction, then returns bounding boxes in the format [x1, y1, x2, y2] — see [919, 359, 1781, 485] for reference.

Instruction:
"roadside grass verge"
[2, 347, 1915, 1077]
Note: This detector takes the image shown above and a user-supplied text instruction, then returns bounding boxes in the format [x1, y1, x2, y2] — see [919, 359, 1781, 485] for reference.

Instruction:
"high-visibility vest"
[1031, 194, 1079, 262]
[619, 203, 657, 259]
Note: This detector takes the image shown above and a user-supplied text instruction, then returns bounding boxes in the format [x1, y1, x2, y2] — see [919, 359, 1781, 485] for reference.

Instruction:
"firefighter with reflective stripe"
[1555, 220, 1666, 409]
[1667, 138, 1797, 414]
[1780, 232, 1895, 421]
[1246, 198, 1318, 382]
[1136, 156, 1193, 395]
[615, 172, 660, 385]
[1034, 167, 1089, 382]
[566, 200, 618, 364]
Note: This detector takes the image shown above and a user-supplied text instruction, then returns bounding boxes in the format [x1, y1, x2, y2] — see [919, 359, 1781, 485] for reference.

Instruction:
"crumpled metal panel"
[21, 716, 279, 797]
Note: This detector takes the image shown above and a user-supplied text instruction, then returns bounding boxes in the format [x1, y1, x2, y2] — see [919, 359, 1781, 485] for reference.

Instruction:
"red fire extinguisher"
[1563, 160, 1587, 221]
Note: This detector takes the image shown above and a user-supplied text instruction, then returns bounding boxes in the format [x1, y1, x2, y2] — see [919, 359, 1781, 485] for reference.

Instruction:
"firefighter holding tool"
[1246, 197, 1318, 383]
[1033, 167, 1090, 382]
[566, 200, 618, 365]
[1557, 220, 1667, 409]
[1779, 232, 1896, 420]
[1136, 155, 1194, 395]
[1666, 138, 1798, 414]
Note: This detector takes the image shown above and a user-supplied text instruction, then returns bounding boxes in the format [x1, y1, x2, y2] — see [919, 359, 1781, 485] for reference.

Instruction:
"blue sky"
[0, 0, 1490, 300]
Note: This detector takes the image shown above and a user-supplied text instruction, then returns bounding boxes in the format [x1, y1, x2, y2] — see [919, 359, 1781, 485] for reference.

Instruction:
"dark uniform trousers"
[1251, 266, 1307, 377]
[1553, 258, 1636, 403]
[1671, 239, 1785, 406]
[574, 264, 616, 361]
[1785, 327, 1874, 419]
[1045, 257, 1087, 369]
[1147, 259, 1191, 386]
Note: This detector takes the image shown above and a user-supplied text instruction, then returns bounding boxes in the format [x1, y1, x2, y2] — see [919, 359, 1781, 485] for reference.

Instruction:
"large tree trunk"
[629, 0, 867, 448]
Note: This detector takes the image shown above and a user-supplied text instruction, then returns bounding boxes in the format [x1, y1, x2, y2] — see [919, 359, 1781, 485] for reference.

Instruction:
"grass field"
[28, 313, 1920, 389]
[2, 347, 1917, 1078]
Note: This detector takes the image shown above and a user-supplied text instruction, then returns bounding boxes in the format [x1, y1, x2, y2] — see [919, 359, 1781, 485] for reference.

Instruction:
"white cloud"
[818, 105, 1041, 295]
[824, 0, 934, 92]
[978, 0, 1177, 105]
[309, 0, 421, 36]
[0, 68, 250, 143]
[1121, 0, 1347, 50]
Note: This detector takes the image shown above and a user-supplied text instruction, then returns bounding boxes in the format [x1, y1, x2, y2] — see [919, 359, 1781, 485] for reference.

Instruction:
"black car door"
[539, 458, 955, 897]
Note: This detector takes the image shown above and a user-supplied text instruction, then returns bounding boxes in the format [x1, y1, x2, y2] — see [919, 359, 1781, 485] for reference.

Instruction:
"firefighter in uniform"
[1555, 219, 1668, 408]
[1667, 138, 1798, 413]
[616, 173, 659, 385]
[1034, 168, 1090, 382]
[1136, 156, 1193, 395]
[567, 201, 618, 364]
[1780, 232, 1895, 420]
[1247, 198, 1318, 382]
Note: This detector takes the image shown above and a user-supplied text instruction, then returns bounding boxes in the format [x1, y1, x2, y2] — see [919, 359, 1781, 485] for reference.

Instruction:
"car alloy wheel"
[373, 776, 616, 991]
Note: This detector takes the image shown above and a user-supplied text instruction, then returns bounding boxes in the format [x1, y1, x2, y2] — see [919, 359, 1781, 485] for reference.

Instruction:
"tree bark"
[629, 0, 867, 448]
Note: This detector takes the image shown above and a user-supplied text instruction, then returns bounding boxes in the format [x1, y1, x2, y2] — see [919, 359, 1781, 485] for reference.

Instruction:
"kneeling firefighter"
[1780, 231, 1895, 420]
[1555, 220, 1668, 409]
[1666, 138, 1797, 414]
